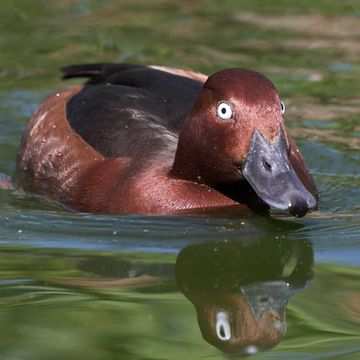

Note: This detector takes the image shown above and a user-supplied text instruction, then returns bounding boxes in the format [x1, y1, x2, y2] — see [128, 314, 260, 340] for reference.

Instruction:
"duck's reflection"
[175, 238, 313, 355]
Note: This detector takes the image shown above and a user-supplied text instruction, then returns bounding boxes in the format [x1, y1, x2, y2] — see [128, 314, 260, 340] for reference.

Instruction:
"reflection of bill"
[175, 238, 313, 356]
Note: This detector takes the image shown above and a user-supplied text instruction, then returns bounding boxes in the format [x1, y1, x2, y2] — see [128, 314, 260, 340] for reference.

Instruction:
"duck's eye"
[217, 102, 233, 120]
[280, 101, 286, 115]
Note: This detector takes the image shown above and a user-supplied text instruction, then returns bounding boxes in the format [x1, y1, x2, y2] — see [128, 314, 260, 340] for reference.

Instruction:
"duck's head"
[172, 68, 318, 217]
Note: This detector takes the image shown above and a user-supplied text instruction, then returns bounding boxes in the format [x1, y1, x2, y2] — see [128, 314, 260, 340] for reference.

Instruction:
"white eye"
[280, 101, 285, 115]
[215, 311, 232, 341]
[217, 102, 233, 120]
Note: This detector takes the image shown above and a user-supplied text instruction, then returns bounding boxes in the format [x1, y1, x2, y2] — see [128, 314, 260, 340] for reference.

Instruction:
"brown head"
[195, 293, 286, 355]
[171, 68, 318, 217]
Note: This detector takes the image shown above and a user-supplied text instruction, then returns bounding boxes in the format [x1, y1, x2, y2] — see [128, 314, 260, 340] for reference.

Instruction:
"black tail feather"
[61, 63, 107, 79]
[60, 63, 144, 84]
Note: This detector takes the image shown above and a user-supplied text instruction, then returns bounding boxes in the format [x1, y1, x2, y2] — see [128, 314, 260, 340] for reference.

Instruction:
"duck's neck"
[169, 117, 208, 184]
[170, 133, 204, 184]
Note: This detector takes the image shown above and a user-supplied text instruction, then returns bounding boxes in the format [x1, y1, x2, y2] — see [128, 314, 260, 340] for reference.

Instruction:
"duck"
[15, 63, 319, 217]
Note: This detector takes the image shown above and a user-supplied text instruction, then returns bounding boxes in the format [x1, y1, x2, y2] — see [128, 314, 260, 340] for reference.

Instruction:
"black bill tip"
[287, 193, 310, 217]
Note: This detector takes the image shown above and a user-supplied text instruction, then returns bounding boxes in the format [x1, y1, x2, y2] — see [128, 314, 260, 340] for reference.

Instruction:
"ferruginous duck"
[15, 63, 319, 216]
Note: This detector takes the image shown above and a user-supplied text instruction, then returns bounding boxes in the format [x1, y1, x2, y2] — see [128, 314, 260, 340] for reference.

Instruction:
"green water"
[0, 0, 359, 359]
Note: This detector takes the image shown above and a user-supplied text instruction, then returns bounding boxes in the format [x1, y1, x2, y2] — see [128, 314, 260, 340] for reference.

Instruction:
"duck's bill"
[242, 129, 317, 217]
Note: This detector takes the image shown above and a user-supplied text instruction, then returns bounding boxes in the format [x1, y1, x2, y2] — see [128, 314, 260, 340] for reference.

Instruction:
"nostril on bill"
[288, 195, 309, 217]
[262, 158, 272, 172]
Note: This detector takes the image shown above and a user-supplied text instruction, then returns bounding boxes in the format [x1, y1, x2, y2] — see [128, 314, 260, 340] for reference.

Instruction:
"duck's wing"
[62, 63, 204, 158]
